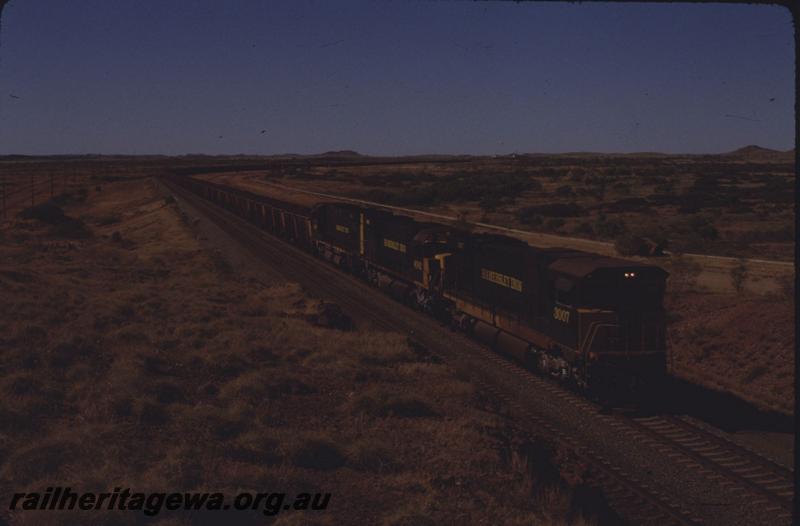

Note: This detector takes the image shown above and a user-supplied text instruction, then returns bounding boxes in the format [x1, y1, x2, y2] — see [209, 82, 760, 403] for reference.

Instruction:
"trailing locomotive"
[169, 176, 668, 401]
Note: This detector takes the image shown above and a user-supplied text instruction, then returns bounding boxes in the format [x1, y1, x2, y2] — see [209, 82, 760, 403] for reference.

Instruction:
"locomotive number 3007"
[553, 306, 570, 323]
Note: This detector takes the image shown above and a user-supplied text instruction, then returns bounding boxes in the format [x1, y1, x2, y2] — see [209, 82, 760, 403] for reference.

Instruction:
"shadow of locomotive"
[653, 376, 793, 434]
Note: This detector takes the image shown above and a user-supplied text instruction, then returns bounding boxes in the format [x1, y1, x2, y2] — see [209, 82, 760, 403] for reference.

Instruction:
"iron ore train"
[170, 176, 668, 401]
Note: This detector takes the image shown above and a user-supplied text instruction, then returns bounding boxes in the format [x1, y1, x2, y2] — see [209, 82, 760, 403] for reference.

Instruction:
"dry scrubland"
[665, 264, 794, 415]
[240, 148, 794, 261]
[0, 177, 611, 525]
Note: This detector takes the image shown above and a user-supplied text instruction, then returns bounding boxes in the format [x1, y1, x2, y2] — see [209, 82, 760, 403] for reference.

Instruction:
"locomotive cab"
[547, 258, 669, 398]
[581, 267, 667, 354]
[413, 227, 466, 292]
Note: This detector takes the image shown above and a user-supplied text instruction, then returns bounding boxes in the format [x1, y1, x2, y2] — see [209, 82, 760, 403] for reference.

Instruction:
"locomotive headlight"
[624, 272, 636, 278]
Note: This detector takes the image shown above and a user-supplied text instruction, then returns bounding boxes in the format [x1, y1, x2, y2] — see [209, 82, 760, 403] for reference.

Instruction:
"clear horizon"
[0, 1, 794, 156]
[0, 144, 794, 158]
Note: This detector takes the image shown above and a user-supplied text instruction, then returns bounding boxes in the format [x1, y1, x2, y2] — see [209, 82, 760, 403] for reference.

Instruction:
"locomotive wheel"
[535, 353, 548, 375]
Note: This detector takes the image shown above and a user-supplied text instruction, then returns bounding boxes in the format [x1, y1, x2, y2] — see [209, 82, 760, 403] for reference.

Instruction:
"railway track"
[474, 326, 795, 523]
[161, 176, 792, 526]
[621, 415, 793, 515]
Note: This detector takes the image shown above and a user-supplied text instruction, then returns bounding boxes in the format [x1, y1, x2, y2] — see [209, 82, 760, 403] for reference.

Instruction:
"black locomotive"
[172, 176, 668, 401]
[311, 202, 668, 399]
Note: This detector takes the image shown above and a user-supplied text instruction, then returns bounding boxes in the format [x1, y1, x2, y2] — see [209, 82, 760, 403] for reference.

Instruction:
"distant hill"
[725, 145, 794, 161]
[314, 150, 363, 158]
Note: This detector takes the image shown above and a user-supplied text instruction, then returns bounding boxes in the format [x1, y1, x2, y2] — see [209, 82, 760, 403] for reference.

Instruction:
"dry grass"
[0, 177, 608, 525]
[666, 290, 793, 414]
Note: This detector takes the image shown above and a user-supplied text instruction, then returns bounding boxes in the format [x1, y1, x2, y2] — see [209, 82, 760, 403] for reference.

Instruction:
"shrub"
[211, 250, 234, 275]
[519, 213, 543, 227]
[671, 232, 707, 254]
[265, 375, 315, 399]
[611, 182, 631, 194]
[18, 202, 67, 224]
[479, 193, 502, 212]
[775, 274, 793, 301]
[735, 226, 794, 243]
[727, 203, 754, 214]
[517, 203, 585, 220]
[369, 172, 535, 208]
[349, 440, 398, 473]
[647, 193, 681, 206]
[678, 195, 704, 213]
[50, 337, 98, 369]
[50, 218, 92, 239]
[594, 215, 626, 238]
[573, 222, 594, 236]
[527, 178, 544, 191]
[654, 182, 674, 194]
[688, 215, 718, 240]
[641, 223, 670, 249]
[603, 197, 650, 213]
[291, 437, 346, 470]
[743, 365, 768, 384]
[227, 436, 281, 465]
[569, 171, 585, 183]
[545, 218, 565, 231]
[613, 222, 670, 254]
[730, 259, 748, 293]
[138, 401, 170, 426]
[669, 255, 702, 290]
[362, 187, 436, 207]
[8, 375, 39, 397]
[6, 441, 78, 484]
[554, 185, 574, 197]
[48, 188, 87, 206]
[306, 302, 354, 331]
[350, 387, 437, 418]
[111, 397, 134, 418]
[96, 214, 121, 226]
[153, 381, 186, 405]
[615, 234, 649, 256]
[211, 417, 247, 440]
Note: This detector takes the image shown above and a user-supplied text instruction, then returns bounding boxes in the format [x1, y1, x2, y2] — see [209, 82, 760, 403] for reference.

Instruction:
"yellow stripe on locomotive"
[383, 238, 407, 253]
[480, 268, 523, 292]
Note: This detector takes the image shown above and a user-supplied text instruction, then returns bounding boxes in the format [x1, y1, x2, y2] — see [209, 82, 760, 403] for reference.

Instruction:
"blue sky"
[0, 1, 794, 155]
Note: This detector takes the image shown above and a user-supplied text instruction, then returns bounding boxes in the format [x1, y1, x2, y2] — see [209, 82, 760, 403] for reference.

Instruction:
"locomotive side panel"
[313, 203, 361, 254]
[471, 239, 527, 315]
[364, 209, 424, 284]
